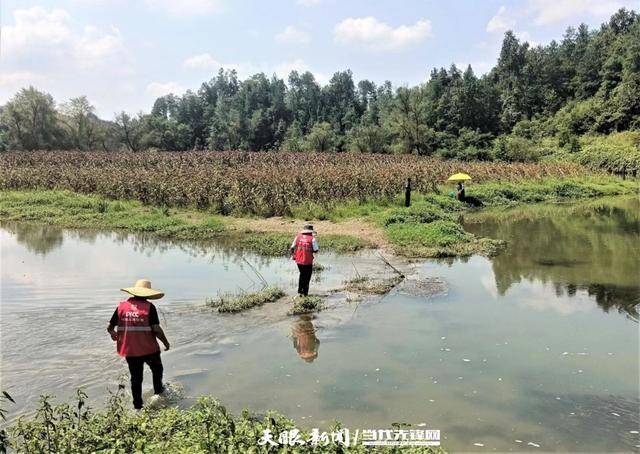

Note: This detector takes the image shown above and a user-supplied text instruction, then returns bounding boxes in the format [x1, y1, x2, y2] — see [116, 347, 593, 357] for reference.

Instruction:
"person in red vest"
[107, 279, 170, 410]
[290, 224, 319, 297]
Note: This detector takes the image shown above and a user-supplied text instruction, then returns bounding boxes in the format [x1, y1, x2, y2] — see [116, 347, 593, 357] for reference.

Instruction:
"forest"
[0, 8, 638, 173]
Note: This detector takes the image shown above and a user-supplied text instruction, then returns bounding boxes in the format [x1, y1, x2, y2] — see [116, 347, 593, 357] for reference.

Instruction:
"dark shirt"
[109, 299, 159, 327]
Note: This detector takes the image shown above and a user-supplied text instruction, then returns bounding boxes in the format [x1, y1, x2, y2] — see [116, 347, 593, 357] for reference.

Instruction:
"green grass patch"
[2, 175, 635, 260]
[0, 190, 226, 240]
[288, 295, 324, 315]
[206, 286, 285, 313]
[471, 177, 637, 205]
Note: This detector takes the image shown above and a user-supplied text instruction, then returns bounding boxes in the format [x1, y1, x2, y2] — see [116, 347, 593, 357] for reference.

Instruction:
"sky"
[1, 0, 637, 118]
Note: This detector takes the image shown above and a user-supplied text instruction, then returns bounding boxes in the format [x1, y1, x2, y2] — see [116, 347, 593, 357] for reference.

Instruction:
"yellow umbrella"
[447, 173, 472, 181]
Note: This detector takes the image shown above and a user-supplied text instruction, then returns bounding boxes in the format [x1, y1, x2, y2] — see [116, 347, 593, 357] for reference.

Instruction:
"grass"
[288, 296, 324, 315]
[1, 175, 636, 259]
[343, 276, 404, 294]
[0, 190, 225, 240]
[206, 286, 285, 313]
[2, 389, 446, 453]
[228, 232, 372, 256]
[0, 190, 369, 254]
[289, 176, 636, 257]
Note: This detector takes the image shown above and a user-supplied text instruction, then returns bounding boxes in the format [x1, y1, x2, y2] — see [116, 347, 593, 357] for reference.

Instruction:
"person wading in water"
[107, 279, 170, 410]
[291, 224, 319, 297]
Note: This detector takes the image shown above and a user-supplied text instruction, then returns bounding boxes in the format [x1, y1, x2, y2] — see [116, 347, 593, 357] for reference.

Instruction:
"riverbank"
[1, 390, 446, 453]
[0, 176, 636, 258]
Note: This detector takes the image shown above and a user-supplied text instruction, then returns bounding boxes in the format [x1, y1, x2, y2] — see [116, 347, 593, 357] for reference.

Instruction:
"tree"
[0, 87, 65, 150]
[61, 96, 100, 150]
[304, 122, 337, 152]
[321, 70, 360, 143]
[347, 123, 390, 153]
[114, 112, 144, 151]
[286, 71, 322, 134]
[388, 86, 434, 155]
[495, 31, 530, 129]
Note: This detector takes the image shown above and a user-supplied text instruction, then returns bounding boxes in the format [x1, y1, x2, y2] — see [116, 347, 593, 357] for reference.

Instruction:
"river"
[1, 196, 638, 452]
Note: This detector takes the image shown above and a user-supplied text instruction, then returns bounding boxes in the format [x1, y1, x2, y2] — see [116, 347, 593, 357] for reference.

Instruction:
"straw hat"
[121, 279, 164, 300]
[301, 224, 314, 234]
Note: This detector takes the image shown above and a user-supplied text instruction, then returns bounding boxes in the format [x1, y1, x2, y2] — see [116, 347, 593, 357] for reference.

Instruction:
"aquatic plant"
[343, 276, 404, 295]
[207, 286, 285, 313]
[288, 296, 324, 315]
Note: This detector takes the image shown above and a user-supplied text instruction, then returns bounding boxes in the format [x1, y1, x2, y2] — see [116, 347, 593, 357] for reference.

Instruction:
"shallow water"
[1, 197, 639, 452]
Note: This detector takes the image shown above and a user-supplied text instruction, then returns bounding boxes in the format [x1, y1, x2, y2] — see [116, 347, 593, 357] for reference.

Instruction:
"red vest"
[294, 233, 315, 265]
[116, 298, 160, 357]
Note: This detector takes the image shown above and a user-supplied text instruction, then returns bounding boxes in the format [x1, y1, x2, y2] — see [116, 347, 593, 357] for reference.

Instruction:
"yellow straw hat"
[121, 279, 164, 300]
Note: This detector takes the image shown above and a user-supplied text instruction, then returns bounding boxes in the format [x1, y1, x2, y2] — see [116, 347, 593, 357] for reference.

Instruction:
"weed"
[207, 286, 285, 313]
[288, 296, 324, 315]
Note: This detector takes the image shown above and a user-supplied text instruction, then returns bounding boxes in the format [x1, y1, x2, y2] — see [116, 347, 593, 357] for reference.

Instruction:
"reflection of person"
[291, 316, 320, 362]
[290, 224, 319, 297]
[456, 181, 466, 201]
[107, 279, 171, 410]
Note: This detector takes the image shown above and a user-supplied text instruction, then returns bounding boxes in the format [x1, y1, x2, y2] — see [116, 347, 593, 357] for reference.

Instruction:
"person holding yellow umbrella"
[447, 173, 472, 202]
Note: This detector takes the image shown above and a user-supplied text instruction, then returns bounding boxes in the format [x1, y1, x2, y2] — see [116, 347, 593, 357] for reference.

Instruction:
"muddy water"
[1, 197, 639, 452]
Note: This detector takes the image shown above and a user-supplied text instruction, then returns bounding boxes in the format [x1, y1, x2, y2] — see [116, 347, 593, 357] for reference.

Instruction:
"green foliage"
[303, 122, 337, 152]
[208, 286, 285, 313]
[0, 87, 67, 151]
[492, 135, 558, 162]
[557, 131, 640, 174]
[5, 390, 446, 453]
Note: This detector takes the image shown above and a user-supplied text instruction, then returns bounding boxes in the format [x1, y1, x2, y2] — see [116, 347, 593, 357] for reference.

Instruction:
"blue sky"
[1, 0, 636, 118]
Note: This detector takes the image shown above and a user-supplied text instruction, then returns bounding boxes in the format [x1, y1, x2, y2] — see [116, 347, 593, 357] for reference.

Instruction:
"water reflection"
[464, 197, 640, 319]
[291, 315, 320, 362]
[2, 223, 64, 256]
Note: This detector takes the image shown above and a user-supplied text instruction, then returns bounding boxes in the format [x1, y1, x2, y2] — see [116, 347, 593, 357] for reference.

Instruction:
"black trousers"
[297, 264, 313, 296]
[125, 351, 164, 409]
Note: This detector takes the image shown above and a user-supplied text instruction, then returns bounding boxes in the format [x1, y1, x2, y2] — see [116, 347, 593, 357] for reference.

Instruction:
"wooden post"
[404, 177, 412, 207]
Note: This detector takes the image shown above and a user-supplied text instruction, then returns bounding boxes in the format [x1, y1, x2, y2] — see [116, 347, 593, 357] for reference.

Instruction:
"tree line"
[1, 8, 637, 161]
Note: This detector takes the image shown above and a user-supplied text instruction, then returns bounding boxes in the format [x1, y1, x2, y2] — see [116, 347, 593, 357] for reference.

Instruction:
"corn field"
[0, 151, 589, 215]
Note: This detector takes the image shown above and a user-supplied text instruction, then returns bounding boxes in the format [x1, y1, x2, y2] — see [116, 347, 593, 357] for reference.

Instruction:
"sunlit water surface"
[1, 197, 638, 452]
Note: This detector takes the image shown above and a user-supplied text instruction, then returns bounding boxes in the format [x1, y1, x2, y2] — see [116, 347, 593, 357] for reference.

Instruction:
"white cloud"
[486, 6, 515, 33]
[528, 0, 633, 25]
[183, 53, 223, 70]
[334, 16, 432, 52]
[296, 0, 321, 6]
[182, 54, 327, 84]
[182, 53, 246, 74]
[0, 72, 46, 101]
[515, 31, 538, 46]
[275, 26, 311, 44]
[2, 7, 72, 58]
[2, 7, 128, 71]
[144, 0, 223, 16]
[146, 81, 187, 98]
